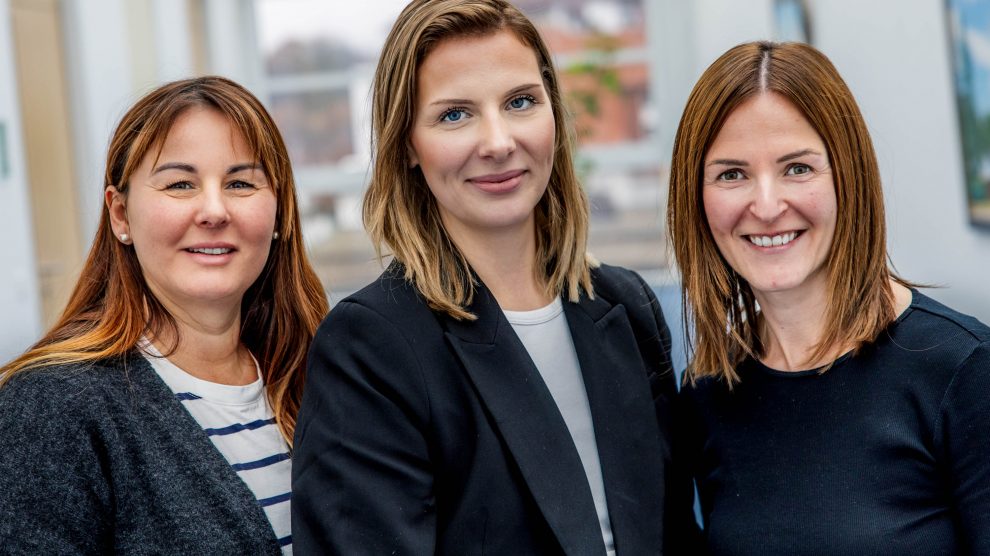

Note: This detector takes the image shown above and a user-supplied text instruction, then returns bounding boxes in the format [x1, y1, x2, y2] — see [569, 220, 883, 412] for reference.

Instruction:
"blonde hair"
[667, 41, 907, 385]
[365, 0, 594, 320]
[1, 76, 329, 443]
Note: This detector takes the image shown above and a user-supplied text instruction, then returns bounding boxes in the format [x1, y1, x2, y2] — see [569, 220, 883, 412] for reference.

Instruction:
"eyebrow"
[775, 148, 821, 163]
[705, 158, 747, 168]
[427, 83, 543, 107]
[152, 162, 262, 175]
[705, 149, 824, 168]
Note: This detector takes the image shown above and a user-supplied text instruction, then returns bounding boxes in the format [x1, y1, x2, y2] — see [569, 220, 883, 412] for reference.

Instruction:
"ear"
[407, 143, 419, 169]
[105, 185, 130, 243]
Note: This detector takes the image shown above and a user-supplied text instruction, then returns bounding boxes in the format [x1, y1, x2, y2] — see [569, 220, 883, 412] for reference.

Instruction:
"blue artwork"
[947, 0, 990, 227]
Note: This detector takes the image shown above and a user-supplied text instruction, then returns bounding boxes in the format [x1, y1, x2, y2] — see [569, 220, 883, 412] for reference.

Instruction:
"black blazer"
[293, 263, 689, 555]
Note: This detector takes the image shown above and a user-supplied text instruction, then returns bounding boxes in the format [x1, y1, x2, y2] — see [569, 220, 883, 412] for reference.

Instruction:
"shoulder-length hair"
[1, 76, 329, 443]
[365, 0, 594, 320]
[668, 41, 906, 385]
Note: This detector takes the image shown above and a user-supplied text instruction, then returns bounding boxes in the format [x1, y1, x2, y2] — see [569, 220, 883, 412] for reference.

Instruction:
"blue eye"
[508, 95, 535, 110]
[786, 163, 812, 176]
[228, 180, 255, 189]
[441, 109, 465, 123]
[165, 181, 194, 190]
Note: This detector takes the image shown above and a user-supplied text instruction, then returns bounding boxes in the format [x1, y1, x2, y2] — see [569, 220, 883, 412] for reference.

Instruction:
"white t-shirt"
[140, 341, 293, 554]
[503, 299, 616, 556]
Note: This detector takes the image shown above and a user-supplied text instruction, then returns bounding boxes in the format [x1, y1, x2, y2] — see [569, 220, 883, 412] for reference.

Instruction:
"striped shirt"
[141, 341, 293, 554]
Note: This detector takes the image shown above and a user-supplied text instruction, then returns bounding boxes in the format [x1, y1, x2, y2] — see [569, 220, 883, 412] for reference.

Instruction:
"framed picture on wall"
[946, 0, 990, 228]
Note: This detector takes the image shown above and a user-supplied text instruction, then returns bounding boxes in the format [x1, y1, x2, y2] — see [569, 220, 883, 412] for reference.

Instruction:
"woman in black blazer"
[292, 1, 694, 553]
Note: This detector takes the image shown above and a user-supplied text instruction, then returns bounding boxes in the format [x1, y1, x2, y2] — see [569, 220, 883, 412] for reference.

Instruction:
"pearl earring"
[119, 233, 129, 243]
[272, 231, 279, 240]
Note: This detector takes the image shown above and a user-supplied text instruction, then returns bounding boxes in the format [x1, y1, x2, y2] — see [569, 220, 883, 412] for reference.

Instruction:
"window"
[252, 0, 669, 296]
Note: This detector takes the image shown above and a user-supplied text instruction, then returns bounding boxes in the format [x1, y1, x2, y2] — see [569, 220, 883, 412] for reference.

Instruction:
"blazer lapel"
[563, 293, 666, 555]
[443, 286, 606, 556]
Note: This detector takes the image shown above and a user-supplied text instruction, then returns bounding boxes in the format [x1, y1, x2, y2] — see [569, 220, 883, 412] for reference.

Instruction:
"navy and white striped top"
[141, 342, 293, 554]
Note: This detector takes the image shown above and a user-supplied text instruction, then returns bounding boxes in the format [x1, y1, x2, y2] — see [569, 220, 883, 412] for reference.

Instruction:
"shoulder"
[590, 263, 651, 299]
[901, 290, 990, 342]
[0, 355, 160, 457]
[0, 356, 143, 414]
[588, 263, 661, 318]
[309, 268, 445, 371]
[886, 290, 990, 366]
[331, 265, 436, 326]
[678, 373, 725, 402]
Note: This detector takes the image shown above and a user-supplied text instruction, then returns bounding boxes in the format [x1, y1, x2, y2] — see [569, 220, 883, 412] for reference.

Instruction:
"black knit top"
[678, 291, 990, 555]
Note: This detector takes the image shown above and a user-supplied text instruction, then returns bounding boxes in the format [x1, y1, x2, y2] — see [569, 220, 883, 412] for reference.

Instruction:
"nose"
[749, 175, 787, 222]
[196, 183, 230, 228]
[477, 112, 516, 161]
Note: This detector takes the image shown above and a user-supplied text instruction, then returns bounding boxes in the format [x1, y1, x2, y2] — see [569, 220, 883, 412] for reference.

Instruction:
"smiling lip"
[184, 243, 237, 260]
[744, 230, 802, 249]
[468, 169, 525, 194]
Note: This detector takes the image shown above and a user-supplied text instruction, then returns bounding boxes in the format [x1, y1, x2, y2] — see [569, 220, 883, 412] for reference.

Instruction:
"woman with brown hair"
[292, 0, 691, 554]
[0, 76, 327, 553]
[668, 41, 990, 554]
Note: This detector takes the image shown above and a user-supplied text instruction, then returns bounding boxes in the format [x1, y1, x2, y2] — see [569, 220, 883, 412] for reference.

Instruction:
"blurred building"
[0, 0, 988, 363]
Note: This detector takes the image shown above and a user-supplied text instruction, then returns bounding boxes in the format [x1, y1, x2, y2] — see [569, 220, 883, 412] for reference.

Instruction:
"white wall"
[813, 0, 990, 322]
[0, 0, 43, 361]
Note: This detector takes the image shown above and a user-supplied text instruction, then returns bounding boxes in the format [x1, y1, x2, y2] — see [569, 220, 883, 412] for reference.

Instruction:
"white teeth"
[748, 232, 798, 247]
[188, 247, 231, 255]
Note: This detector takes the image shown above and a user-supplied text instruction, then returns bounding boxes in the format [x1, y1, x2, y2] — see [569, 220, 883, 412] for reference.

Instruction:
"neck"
[753, 276, 837, 371]
[147, 294, 255, 386]
[446, 216, 551, 311]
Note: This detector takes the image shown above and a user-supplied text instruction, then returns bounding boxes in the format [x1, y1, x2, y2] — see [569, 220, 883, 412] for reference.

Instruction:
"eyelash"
[438, 106, 468, 124]
[507, 94, 537, 110]
[165, 180, 193, 190]
[163, 180, 256, 190]
[716, 163, 814, 182]
[435, 94, 540, 124]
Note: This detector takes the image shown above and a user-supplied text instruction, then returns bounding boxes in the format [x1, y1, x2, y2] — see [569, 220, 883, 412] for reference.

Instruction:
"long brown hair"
[668, 41, 907, 385]
[365, 0, 594, 320]
[1, 76, 328, 443]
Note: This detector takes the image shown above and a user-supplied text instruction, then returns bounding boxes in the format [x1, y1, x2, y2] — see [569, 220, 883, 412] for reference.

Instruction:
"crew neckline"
[139, 338, 263, 406]
[502, 298, 564, 326]
[748, 289, 919, 378]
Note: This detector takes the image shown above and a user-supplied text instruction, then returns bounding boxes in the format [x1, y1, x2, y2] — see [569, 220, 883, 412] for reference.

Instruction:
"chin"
[745, 273, 819, 297]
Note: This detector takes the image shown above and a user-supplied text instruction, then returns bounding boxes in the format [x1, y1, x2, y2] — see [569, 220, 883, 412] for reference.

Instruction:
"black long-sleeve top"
[678, 290, 990, 555]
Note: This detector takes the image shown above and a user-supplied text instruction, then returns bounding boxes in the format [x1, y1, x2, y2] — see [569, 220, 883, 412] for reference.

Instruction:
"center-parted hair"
[365, 0, 594, 320]
[1, 76, 329, 443]
[667, 41, 904, 385]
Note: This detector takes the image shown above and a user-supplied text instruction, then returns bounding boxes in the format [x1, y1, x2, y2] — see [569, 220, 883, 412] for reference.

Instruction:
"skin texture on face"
[106, 106, 277, 317]
[409, 29, 555, 246]
[702, 92, 837, 304]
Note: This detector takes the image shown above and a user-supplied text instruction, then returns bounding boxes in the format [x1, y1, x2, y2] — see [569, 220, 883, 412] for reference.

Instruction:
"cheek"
[412, 133, 469, 180]
[529, 115, 556, 164]
[130, 199, 189, 245]
[805, 184, 839, 227]
[702, 188, 734, 235]
[241, 194, 278, 240]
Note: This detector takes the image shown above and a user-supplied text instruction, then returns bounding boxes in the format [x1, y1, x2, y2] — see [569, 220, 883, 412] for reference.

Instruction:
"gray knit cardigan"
[0, 353, 282, 554]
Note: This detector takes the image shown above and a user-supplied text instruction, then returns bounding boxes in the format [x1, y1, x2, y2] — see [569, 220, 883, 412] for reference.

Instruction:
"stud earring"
[272, 231, 279, 240]
[119, 233, 129, 243]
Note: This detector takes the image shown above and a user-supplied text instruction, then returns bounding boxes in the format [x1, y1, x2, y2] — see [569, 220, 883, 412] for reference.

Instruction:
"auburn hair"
[0, 76, 329, 443]
[667, 41, 907, 385]
[365, 0, 594, 319]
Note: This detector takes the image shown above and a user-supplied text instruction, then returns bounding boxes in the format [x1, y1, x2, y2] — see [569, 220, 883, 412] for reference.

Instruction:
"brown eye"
[718, 169, 744, 181]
